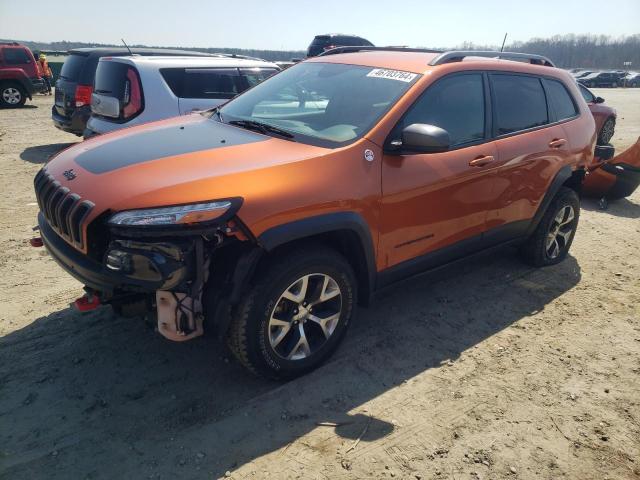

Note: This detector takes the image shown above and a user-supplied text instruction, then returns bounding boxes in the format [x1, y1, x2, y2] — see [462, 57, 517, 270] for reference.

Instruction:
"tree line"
[456, 34, 640, 69]
[5, 34, 639, 68]
[0, 39, 305, 62]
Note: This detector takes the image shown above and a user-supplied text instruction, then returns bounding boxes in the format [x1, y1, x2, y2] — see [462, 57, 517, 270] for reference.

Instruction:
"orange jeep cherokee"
[34, 47, 595, 378]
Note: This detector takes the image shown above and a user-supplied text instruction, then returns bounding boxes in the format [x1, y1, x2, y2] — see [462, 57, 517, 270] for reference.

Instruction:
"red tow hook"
[73, 293, 101, 313]
[30, 236, 44, 247]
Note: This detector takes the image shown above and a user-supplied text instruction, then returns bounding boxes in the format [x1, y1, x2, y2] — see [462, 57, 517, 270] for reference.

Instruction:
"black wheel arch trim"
[257, 211, 377, 305]
[525, 165, 575, 237]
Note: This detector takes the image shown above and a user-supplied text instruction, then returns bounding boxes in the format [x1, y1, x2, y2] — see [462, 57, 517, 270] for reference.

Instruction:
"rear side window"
[401, 73, 485, 147]
[59, 54, 86, 81]
[3, 48, 31, 65]
[241, 68, 278, 88]
[544, 79, 578, 121]
[162, 68, 241, 99]
[491, 74, 548, 135]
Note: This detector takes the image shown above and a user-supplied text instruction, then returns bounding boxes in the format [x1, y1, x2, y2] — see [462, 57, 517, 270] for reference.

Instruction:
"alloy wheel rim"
[2, 88, 21, 104]
[546, 205, 575, 259]
[268, 273, 342, 360]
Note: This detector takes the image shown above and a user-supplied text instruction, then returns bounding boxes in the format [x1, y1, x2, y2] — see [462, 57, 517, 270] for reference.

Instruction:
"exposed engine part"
[155, 238, 210, 342]
[156, 290, 204, 341]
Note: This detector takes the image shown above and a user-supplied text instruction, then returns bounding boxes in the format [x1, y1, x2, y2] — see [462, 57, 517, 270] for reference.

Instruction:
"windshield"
[217, 62, 420, 147]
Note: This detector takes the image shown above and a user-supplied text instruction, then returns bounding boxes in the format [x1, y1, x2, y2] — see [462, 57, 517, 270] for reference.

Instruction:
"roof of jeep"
[306, 50, 561, 76]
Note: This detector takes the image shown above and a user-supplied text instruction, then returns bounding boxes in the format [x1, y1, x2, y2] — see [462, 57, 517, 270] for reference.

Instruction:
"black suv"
[306, 34, 373, 57]
[577, 71, 625, 88]
[52, 48, 213, 136]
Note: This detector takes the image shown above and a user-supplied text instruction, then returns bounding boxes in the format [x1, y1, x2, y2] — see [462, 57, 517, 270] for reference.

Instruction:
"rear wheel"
[227, 246, 356, 379]
[520, 187, 580, 267]
[0, 83, 26, 108]
[598, 117, 615, 145]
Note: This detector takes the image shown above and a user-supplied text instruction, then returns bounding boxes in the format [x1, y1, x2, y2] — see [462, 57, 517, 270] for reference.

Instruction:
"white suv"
[85, 55, 280, 137]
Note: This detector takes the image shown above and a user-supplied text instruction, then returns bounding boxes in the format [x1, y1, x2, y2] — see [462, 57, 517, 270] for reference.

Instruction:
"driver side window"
[401, 74, 485, 147]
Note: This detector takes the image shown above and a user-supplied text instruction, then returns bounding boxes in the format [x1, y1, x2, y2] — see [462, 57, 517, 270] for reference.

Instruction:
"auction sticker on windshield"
[366, 68, 418, 82]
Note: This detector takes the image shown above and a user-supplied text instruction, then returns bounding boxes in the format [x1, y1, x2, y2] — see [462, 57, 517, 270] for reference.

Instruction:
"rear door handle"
[469, 155, 495, 167]
[549, 138, 567, 149]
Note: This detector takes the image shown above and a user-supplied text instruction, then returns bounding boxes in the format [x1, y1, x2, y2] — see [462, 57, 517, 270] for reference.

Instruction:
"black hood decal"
[75, 119, 266, 174]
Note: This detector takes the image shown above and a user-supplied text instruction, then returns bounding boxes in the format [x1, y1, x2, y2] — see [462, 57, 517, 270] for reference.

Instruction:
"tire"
[227, 245, 356, 379]
[519, 187, 580, 267]
[0, 82, 26, 108]
[598, 117, 615, 145]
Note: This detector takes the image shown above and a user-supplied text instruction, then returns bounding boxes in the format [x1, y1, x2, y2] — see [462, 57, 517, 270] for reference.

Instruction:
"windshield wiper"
[228, 120, 294, 140]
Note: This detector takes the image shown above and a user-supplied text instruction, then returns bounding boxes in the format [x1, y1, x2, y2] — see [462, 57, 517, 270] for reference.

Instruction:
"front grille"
[34, 169, 94, 249]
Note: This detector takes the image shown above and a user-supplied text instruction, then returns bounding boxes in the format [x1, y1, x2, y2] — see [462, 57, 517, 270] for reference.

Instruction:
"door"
[380, 73, 497, 269]
[174, 68, 242, 114]
[487, 73, 574, 240]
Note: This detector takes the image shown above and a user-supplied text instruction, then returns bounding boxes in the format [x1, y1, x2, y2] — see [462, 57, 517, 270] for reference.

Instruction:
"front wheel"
[227, 246, 356, 379]
[598, 117, 616, 145]
[520, 187, 580, 267]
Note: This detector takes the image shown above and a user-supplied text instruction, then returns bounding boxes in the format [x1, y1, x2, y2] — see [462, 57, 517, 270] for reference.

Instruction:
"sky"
[1, 0, 638, 50]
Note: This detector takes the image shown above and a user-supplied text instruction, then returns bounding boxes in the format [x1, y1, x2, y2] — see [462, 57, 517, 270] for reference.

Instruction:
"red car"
[578, 83, 616, 145]
[0, 42, 46, 107]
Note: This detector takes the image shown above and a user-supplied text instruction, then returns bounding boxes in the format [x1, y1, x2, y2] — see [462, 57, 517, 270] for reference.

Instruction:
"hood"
[44, 114, 328, 221]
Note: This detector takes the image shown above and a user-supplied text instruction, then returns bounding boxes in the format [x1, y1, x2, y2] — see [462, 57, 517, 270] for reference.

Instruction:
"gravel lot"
[0, 90, 639, 480]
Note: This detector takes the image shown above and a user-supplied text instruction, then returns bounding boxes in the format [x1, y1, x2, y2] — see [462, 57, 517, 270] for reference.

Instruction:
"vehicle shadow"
[0, 248, 581, 479]
[2, 104, 38, 109]
[582, 196, 640, 219]
[20, 142, 77, 164]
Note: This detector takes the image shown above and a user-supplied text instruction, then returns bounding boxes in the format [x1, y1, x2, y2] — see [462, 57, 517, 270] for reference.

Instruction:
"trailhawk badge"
[364, 149, 375, 162]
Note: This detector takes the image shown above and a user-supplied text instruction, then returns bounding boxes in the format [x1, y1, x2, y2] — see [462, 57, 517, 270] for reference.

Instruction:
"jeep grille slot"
[34, 169, 94, 249]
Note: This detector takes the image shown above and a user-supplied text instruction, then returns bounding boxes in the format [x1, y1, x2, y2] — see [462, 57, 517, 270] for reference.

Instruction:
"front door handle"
[469, 155, 495, 167]
[549, 138, 567, 149]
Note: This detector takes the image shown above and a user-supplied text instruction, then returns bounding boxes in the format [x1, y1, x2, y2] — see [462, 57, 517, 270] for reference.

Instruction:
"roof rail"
[429, 50, 555, 67]
[318, 46, 443, 57]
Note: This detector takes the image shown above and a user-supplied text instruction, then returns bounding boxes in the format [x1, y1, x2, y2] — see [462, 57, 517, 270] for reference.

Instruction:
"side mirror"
[390, 123, 450, 154]
[595, 96, 605, 104]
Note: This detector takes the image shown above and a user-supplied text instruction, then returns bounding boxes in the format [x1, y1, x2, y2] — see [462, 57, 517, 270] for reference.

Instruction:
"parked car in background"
[306, 34, 374, 57]
[0, 42, 46, 107]
[35, 48, 594, 378]
[572, 70, 594, 79]
[52, 48, 214, 136]
[577, 71, 624, 88]
[623, 72, 639, 87]
[85, 56, 279, 137]
[578, 84, 616, 145]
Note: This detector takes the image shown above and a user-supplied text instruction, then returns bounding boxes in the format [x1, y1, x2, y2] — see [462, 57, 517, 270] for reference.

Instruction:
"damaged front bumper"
[38, 212, 192, 294]
[584, 137, 640, 200]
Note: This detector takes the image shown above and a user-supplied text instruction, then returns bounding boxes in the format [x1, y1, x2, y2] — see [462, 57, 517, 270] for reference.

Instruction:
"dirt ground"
[0, 90, 639, 480]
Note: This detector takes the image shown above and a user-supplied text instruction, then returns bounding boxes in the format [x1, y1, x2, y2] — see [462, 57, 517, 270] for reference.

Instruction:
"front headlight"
[108, 201, 233, 226]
